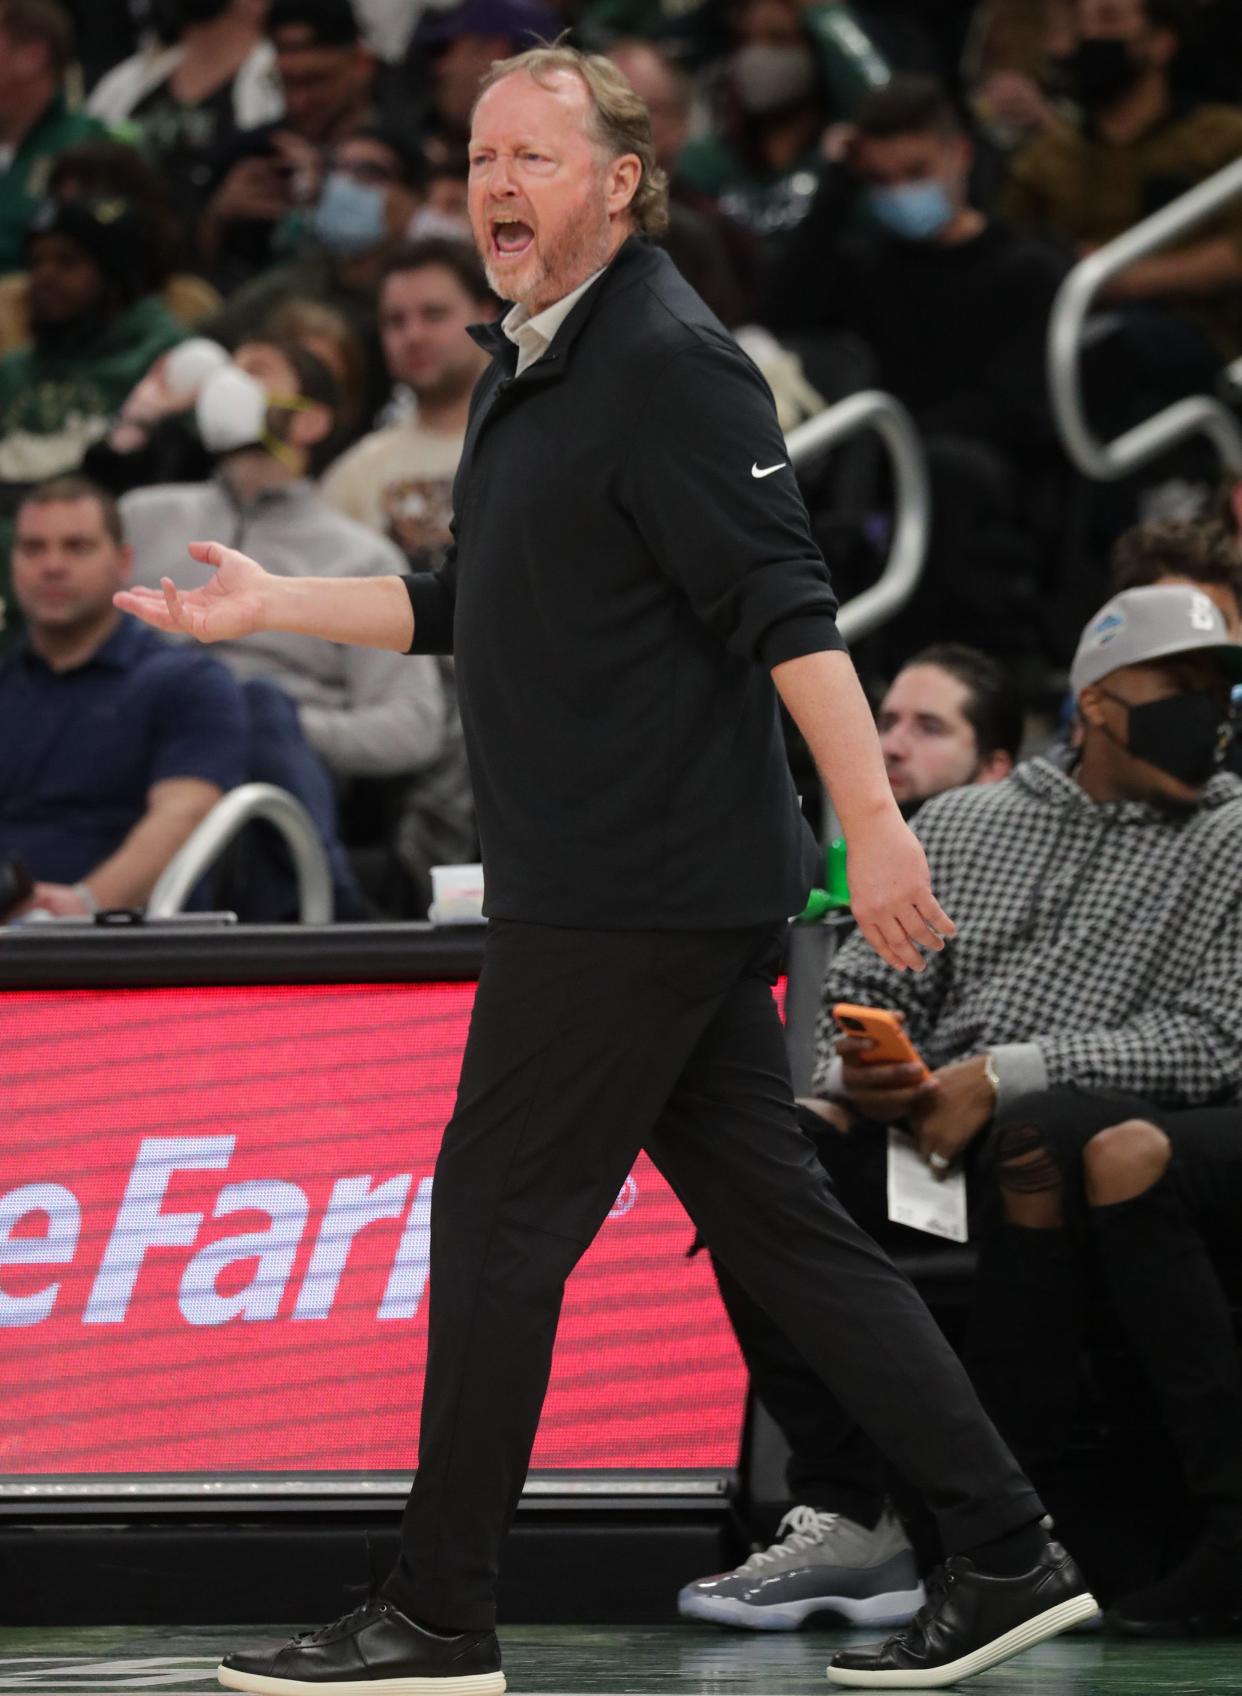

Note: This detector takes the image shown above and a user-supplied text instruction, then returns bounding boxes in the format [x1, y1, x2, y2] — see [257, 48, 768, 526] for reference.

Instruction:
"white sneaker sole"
[824, 1591, 1100, 1687]
[678, 1585, 926, 1632]
[218, 1668, 506, 1696]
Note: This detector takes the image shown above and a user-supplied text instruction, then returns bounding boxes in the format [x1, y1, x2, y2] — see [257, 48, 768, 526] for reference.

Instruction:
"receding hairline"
[471, 61, 639, 167]
[473, 62, 604, 131]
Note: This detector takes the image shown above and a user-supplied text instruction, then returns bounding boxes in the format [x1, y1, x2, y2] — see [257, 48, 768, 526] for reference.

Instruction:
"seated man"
[875, 642, 1021, 813]
[320, 238, 497, 564]
[0, 0, 105, 275]
[763, 76, 1068, 456]
[195, 0, 386, 292]
[122, 338, 445, 785]
[86, 0, 283, 216]
[682, 585, 1242, 1630]
[675, 0, 889, 254]
[120, 337, 463, 915]
[0, 137, 223, 357]
[1055, 517, 1242, 764]
[762, 74, 1069, 664]
[690, 641, 1022, 1631]
[201, 123, 425, 422]
[0, 196, 186, 491]
[0, 475, 243, 917]
[1002, 0, 1242, 359]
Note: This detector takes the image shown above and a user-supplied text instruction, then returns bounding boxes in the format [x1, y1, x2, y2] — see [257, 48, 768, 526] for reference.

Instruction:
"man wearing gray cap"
[1067, 581, 1242, 800]
[696, 584, 1242, 1640]
[963, 582, 1242, 1638]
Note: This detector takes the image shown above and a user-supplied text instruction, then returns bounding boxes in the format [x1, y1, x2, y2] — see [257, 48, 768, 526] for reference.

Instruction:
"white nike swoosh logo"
[752, 462, 787, 479]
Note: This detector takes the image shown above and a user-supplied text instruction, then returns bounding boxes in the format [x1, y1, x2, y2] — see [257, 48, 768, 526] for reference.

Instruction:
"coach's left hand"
[846, 810, 955, 975]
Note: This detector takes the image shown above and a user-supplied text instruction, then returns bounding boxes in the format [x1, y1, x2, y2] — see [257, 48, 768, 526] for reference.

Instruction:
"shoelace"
[740, 1505, 842, 1571]
[292, 1595, 389, 1646]
[290, 1533, 394, 1646]
[896, 1563, 957, 1652]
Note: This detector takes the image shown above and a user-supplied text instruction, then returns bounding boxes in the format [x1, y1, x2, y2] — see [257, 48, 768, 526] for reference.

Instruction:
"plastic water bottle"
[797, 838, 850, 922]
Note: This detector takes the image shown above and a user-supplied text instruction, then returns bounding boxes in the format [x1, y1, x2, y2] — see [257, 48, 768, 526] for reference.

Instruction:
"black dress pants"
[709, 1115, 965, 1527]
[381, 920, 1041, 1630]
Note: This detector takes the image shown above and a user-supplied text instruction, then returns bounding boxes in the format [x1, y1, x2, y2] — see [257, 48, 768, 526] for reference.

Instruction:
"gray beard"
[483, 192, 614, 311]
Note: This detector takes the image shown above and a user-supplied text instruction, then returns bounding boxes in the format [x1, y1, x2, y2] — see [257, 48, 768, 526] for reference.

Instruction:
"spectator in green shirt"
[0, 0, 106, 275]
[0, 191, 186, 648]
[677, 0, 888, 250]
[0, 195, 185, 494]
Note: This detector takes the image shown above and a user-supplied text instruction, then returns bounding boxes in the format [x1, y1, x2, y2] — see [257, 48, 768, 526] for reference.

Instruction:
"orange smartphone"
[832, 1003, 930, 1079]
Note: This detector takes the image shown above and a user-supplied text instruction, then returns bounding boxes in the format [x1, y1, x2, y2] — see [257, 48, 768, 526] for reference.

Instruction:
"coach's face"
[469, 68, 640, 313]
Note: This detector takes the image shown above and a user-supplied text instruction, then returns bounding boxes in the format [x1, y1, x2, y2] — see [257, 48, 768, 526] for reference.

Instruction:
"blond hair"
[475, 44, 670, 239]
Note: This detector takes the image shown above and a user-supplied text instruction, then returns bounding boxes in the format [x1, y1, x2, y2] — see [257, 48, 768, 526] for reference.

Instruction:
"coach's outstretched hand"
[114, 541, 269, 644]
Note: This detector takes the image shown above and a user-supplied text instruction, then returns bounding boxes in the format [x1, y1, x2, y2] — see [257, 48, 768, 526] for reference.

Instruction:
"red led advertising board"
[0, 982, 748, 1478]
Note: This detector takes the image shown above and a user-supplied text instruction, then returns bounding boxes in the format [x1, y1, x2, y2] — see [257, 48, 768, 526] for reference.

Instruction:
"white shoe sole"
[824, 1591, 1100, 1687]
[218, 1668, 506, 1696]
[678, 1585, 926, 1632]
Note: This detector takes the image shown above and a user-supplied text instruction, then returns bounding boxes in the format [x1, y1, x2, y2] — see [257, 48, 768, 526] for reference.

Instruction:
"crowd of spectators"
[1, 0, 1241, 1642]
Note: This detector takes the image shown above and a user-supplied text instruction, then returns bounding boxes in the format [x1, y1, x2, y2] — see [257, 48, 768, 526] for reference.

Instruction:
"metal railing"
[1048, 154, 1242, 481]
[786, 388, 931, 642]
[147, 782, 333, 923]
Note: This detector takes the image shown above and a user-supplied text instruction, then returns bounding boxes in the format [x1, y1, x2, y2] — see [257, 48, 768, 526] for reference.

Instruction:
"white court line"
[0, 1681, 217, 1690]
[0, 1682, 712, 1695]
[0, 1663, 218, 1688]
[0, 1663, 215, 1670]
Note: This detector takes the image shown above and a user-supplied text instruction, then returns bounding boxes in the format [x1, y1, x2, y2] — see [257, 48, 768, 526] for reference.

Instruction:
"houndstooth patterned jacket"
[812, 752, 1242, 1110]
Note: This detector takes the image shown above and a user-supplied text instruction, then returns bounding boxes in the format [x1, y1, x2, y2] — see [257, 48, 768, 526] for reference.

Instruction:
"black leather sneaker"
[826, 1540, 1098, 1688]
[217, 1597, 505, 1696]
[1106, 1533, 1242, 1637]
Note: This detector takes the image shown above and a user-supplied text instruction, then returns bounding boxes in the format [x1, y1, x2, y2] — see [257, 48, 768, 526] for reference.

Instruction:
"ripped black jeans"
[965, 1087, 1242, 1534]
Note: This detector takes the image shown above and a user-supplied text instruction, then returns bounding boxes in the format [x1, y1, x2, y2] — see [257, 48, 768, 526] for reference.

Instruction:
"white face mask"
[163, 337, 229, 400]
[195, 365, 271, 455]
[730, 42, 818, 117]
[406, 203, 473, 243]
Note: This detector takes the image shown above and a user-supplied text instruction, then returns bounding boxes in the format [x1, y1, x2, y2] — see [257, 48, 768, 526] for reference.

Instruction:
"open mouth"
[490, 215, 535, 259]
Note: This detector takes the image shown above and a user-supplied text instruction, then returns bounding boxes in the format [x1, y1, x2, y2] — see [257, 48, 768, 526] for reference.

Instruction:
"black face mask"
[1100, 687, 1234, 789]
[1070, 38, 1142, 110]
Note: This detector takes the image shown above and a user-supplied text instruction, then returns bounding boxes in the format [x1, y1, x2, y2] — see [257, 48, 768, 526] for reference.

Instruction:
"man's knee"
[994, 1120, 1066, 1228]
[241, 676, 300, 733]
[1083, 1119, 1171, 1207]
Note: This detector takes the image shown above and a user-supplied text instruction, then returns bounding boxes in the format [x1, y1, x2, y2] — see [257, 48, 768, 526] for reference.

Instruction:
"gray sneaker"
[678, 1504, 925, 1631]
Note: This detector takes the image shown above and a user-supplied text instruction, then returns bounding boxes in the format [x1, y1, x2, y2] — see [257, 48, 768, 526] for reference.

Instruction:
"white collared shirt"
[502, 268, 607, 375]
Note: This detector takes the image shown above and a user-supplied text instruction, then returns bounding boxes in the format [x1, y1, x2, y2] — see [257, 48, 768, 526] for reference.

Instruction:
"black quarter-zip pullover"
[403, 238, 845, 929]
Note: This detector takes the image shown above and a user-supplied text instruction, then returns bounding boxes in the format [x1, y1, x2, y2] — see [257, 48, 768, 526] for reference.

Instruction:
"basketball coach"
[116, 45, 1096, 1691]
